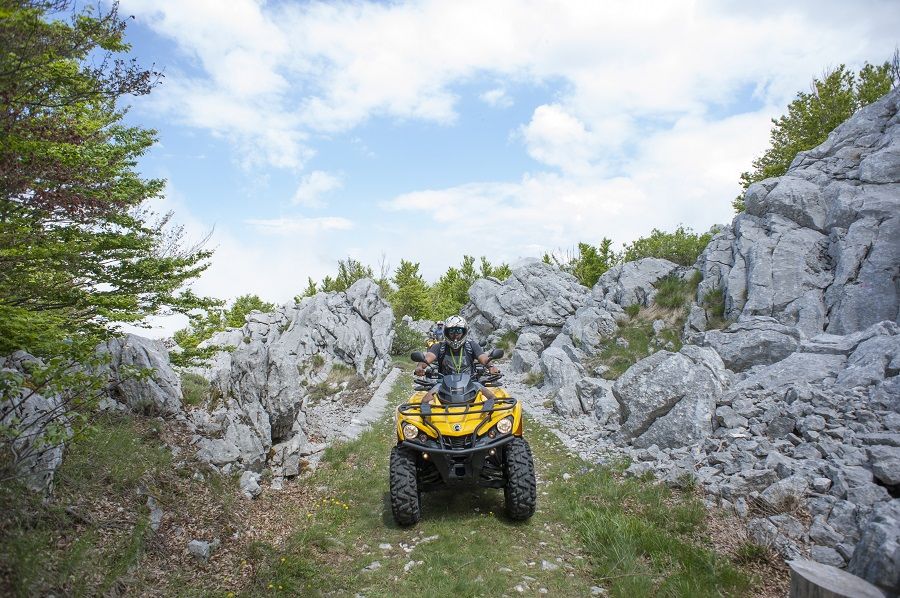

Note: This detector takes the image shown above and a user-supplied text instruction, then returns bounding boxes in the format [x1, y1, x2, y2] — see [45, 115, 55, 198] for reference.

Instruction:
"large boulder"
[613, 345, 729, 448]
[594, 258, 683, 308]
[100, 334, 183, 414]
[691, 317, 801, 372]
[539, 347, 583, 392]
[462, 259, 608, 346]
[848, 499, 900, 595]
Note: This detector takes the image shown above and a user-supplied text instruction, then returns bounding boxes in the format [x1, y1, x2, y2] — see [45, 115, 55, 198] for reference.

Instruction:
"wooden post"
[789, 560, 886, 598]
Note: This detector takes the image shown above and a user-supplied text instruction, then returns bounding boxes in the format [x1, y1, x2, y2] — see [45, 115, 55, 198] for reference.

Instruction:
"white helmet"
[444, 315, 468, 350]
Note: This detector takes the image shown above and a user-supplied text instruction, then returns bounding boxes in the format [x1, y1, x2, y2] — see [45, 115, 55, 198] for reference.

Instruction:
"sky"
[111, 0, 900, 334]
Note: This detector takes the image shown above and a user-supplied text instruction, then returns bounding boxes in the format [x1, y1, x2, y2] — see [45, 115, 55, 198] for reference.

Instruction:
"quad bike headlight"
[402, 423, 420, 440]
[496, 416, 513, 435]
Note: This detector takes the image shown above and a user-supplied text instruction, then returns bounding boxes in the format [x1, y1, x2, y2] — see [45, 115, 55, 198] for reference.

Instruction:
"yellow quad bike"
[389, 348, 537, 526]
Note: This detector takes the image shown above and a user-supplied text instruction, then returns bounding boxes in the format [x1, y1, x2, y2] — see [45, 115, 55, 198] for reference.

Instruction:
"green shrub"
[625, 304, 641, 318]
[622, 225, 713, 267]
[702, 287, 726, 318]
[391, 320, 424, 356]
[311, 354, 325, 369]
[180, 372, 210, 406]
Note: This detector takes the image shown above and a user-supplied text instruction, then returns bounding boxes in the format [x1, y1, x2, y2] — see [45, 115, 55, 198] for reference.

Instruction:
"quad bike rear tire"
[389, 446, 421, 526]
[503, 437, 537, 520]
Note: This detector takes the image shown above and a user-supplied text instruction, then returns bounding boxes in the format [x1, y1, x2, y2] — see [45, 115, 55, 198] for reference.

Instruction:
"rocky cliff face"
[690, 88, 899, 338]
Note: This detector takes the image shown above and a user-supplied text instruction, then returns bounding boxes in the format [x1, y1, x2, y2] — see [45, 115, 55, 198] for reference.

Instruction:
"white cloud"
[245, 216, 354, 235]
[291, 171, 343, 207]
[480, 88, 513, 108]
[124, 0, 898, 171]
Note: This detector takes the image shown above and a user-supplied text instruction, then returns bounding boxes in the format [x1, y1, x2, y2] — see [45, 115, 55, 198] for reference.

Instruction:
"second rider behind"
[414, 315, 499, 405]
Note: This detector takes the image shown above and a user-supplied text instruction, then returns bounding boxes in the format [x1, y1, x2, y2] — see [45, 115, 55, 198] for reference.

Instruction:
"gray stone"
[810, 545, 847, 567]
[575, 377, 618, 424]
[187, 539, 213, 562]
[594, 257, 683, 308]
[239, 470, 262, 499]
[759, 475, 809, 512]
[614, 345, 728, 449]
[694, 317, 800, 372]
[0, 352, 70, 494]
[867, 445, 900, 486]
[100, 334, 183, 414]
[837, 333, 900, 389]
[809, 515, 843, 546]
[539, 347, 583, 393]
[848, 499, 900, 595]
[462, 259, 599, 344]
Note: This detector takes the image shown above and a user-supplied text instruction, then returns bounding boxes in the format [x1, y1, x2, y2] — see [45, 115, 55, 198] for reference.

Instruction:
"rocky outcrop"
[690, 88, 900, 337]
[690, 317, 800, 372]
[100, 334, 183, 414]
[462, 258, 622, 347]
[594, 258, 685, 308]
[612, 345, 729, 449]
[0, 351, 69, 493]
[191, 278, 394, 476]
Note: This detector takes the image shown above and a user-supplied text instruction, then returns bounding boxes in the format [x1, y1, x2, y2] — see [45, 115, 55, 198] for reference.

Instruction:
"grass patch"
[653, 274, 697, 310]
[0, 413, 173, 596]
[245, 372, 755, 597]
[311, 354, 325, 369]
[702, 287, 729, 330]
[524, 370, 544, 386]
[180, 371, 210, 406]
[498, 329, 518, 353]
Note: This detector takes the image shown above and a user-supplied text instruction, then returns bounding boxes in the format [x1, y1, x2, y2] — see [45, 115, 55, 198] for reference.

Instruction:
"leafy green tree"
[0, 1, 215, 487]
[172, 293, 274, 364]
[0, 0, 214, 357]
[735, 60, 896, 211]
[391, 260, 430, 319]
[622, 226, 712, 267]
[571, 239, 617, 287]
[543, 239, 619, 287]
[224, 294, 276, 328]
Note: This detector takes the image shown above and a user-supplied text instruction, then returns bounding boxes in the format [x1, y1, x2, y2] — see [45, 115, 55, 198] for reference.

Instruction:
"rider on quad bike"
[390, 315, 537, 526]
[416, 315, 498, 403]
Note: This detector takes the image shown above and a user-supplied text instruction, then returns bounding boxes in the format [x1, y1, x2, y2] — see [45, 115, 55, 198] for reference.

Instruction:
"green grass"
[246, 373, 754, 597]
[498, 329, 518, 353]
[653, 274, 699, 310]
[702, 287, 729, 330]
[0, 414, 172, 596]
[180, 371, 210, 406]
[524, 370, 544, 386]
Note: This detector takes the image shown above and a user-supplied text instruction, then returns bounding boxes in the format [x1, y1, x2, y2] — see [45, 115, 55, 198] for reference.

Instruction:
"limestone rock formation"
[462, 258, 620, 347]
[690, 88, 900, 337]
[0, 351, 69, 493]
[191, 278, 394, 476]
[100, 334, 183, 414]
[613, 345, 729, 449]
[594, 257, 685, 308]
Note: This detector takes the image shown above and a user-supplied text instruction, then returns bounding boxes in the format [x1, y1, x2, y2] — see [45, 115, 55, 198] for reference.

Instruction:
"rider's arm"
[478, 352, 499, 374]
[415, 351, 437, 376]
